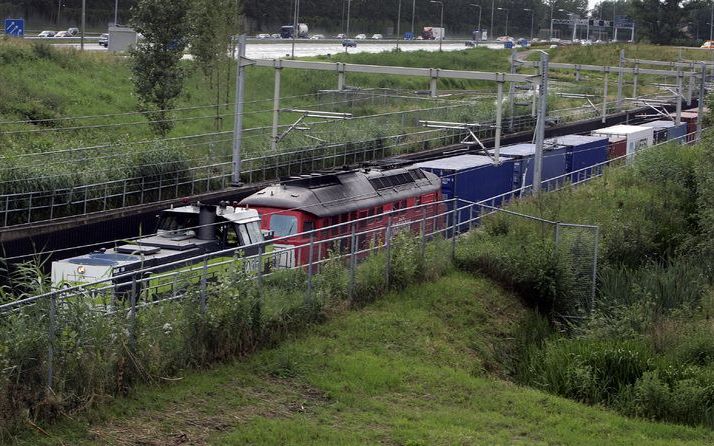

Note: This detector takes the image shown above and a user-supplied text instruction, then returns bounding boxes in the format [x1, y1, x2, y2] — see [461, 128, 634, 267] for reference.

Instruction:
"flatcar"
[240, 164, 444, 268]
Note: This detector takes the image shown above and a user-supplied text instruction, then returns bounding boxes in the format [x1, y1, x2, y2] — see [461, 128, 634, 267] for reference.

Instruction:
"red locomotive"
[240, 164, 444, 267]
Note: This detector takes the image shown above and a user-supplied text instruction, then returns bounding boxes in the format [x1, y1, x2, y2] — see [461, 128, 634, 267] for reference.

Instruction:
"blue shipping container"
[415, 154, 515, 227]
[640, 120, 688, 144]
[545, 135, 608, 183]
[488, 143, 567, 190]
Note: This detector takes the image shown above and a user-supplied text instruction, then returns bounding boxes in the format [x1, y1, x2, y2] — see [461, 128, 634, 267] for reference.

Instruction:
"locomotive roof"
[240, 167, 441, 217]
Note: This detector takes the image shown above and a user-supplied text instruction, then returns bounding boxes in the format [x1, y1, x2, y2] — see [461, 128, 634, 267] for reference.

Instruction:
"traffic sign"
[614, 16, 633, 28]
[4, 18, 24, 37]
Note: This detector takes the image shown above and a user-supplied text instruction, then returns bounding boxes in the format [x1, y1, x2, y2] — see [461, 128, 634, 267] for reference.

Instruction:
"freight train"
[49, 111, 702, 289]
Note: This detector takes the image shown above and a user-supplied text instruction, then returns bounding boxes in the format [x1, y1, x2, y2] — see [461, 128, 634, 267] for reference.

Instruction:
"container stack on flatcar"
[673, 111, 699, 143]
[639, 120, 688, 144]
[545, 134, 609, 183]
[591, 125, 654, 163]
[487, 143, 568, 192]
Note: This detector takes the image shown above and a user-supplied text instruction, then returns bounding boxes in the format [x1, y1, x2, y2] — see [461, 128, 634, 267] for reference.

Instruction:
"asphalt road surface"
[52, 40, 505, 57]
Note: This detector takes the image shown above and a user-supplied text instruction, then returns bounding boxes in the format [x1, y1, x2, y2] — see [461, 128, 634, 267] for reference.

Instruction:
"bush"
[521, 338, 654, 405]
[455, 230, 577, 315]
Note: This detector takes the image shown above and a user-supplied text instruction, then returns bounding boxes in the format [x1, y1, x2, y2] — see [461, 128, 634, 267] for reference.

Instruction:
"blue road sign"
[4, 18, 24, 37]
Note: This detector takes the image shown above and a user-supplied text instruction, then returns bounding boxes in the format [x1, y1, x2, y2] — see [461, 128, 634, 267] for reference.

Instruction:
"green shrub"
[521, 338, 654, 405]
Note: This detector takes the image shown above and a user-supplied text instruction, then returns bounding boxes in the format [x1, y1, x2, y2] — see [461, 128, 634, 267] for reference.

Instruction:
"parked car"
[98, 33, 109, 47]
[38, 30, 56, 38]
[701, 40, 714, 49]
[256, 33, 271, 39]
[496, 36, 514, 42]
[355, 34, 367, 40]
[336, 33, 346, 39]
[54, 31, 70, 38]
[464, 40, 476, 47]
[342, 39, 357, 47]
[580, 39, 593, 46]
[310, 34, 325, 40]
[270, 33, 281, 39]
[371, 34, 383, 40]
[67, 27, 79, 36]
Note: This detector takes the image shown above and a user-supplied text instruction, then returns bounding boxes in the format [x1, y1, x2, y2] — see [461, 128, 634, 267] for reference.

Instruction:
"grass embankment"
[0, 41, 511, 223]
[456, 137, 714, 428]
[14, 272, 714, 445]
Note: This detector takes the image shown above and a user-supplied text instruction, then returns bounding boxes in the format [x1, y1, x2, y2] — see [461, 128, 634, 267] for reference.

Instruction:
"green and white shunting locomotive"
[51, 202, 270, 292]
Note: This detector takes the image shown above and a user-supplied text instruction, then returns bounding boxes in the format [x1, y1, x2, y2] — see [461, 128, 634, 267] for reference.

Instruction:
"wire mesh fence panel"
[554, 223, 599, 320]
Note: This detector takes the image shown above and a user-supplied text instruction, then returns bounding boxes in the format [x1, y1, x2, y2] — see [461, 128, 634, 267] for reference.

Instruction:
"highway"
[48, 40, 505, 58]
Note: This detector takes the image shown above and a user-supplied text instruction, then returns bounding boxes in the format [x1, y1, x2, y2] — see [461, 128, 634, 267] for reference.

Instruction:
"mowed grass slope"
[17, 272, 714, 445]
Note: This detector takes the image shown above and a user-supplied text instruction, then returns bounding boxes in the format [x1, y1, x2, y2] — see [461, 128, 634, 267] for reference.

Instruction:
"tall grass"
[0, 230, 454, 437]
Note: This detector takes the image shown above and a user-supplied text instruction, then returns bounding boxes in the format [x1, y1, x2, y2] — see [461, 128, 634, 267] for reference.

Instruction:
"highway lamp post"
[524, 7, 534, 41]
[291, 0, 300, 58]
[57, 0, 63, 27]
[344, 1, 353, 52]
[549, 0, 554, 40]
[490, 0, 495, 40]
[710, 2, 713, 41]
[81, 0, 86, 51]
[558, 8, 576, 42]
[411, 0, 416, 36]
[497, 7, 508, 36]
[430, 0, 444, 52]
[469, 4, 482, 41]
[397, 0, 402, 51]
[114, 0, 119, 25]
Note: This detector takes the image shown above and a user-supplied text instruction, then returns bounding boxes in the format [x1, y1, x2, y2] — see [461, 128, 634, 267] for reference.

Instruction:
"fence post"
[554, 222, 561, 247]
[27, 192, 33, 223]
[129, 274, 138, 352]
[385, 217, 393, 289]
[122, 180, 127, 208]
[4, 195, 9, 227]
[420, 207, 427, 259]
[590, 226, 600, 314]
[349, 223, 357, 299]
[451, 203, 459, 260]
[50, 191, 56, 220]
[306, 233, 315, 300]
[257, 244, 264, 299]
[47, 292, 57, 392]
[200, 257, 208, 314]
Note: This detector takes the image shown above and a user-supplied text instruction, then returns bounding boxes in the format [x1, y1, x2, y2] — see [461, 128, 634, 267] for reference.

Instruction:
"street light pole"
[469, 4, 482, 40]
[524, 8, 533, 41]
[710, 2, 713, 41]
[291, 0, 300, 58]
[490, 0, 495, 40]
[549, 1, 554, 40]
[497, 7, 508, 36]
[397, 0, 402, 50]
[431, 0, 444, 52]
[346, 0, 352, 52]
[114, 0, 119, 25]
[81, 0, 86, 51]
[411, 0, 416, 35]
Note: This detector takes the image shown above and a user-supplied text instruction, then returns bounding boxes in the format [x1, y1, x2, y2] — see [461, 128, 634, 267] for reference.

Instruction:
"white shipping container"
[591, 125, 654, 161]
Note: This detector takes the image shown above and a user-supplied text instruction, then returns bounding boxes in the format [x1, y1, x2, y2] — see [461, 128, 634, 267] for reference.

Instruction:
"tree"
[129, 0, 191, 136]
[187, 0, 242, 130]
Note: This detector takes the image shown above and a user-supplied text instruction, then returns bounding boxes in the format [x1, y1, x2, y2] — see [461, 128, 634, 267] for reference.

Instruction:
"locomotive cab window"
[303, 221, 315, 232]
[158, 213, 199, 237]
[269, 215, 298, 237]
[236, 221, 263, 246]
